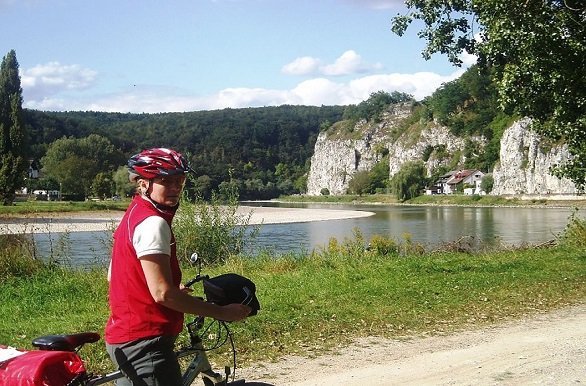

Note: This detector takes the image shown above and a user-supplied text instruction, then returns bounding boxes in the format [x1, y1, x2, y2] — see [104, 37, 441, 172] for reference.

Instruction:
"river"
[248, 202, 578, 253]
[25, 202, 580, 267]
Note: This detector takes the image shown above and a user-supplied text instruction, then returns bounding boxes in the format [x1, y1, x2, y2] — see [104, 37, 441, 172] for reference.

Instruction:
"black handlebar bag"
[203, 274, 260, 316]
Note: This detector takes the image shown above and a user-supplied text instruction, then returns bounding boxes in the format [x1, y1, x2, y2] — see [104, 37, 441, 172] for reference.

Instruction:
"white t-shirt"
[133, 216, 172, 257]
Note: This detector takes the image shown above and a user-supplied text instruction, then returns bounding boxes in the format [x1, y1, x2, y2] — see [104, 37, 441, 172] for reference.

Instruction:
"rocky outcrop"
[306, 104, 482, 195]
[491, 119, 577, 195]
[306, 126, 385, 196]
[306, 103, 413, 195]
[387, 126, 480, 178]
[307, 106, 577, 196]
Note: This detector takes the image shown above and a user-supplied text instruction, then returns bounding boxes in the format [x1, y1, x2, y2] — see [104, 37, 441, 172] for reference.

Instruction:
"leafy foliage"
[0, 50, 27, 205]
[390, 161, 427, 201]
[41, 134, 125, 198]
[174, 182, 259, 265]
[392, 0, 586, 189]
[343, 91, 413, 123]
[25, 105, 345, 199]
[0, 234, 43, 279]
[347, 171, 371, 195]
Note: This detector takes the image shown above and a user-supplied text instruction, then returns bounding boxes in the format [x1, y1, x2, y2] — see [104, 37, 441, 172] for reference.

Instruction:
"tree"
[392, 1, 586, 189]
[113, 166, 135, 198]
[0, 50, 27, 205]
[344, 90, 413, 123]
[91, 172, 115, 199]
[480, 174, 494, 194]
[41, 134, 125, 198]
[347, 171, 371, 195]
[390, 161, 426, 201]
[368, 157, 390, 193]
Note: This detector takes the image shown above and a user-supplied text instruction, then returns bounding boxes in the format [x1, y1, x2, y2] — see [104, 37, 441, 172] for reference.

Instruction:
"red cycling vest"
[105, 195, 183, 344]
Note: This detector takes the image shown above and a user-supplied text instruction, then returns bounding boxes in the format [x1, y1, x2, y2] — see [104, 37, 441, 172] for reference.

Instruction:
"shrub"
[0, 234, 44, 279]
[559, 210, 586, 248]
[368, 234, 399, 256]
[174, 183, 259, 265]
[480, 174, 494, 194]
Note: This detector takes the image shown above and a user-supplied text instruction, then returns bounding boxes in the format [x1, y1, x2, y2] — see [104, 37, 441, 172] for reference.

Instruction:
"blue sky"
[1, 0, 474, 113]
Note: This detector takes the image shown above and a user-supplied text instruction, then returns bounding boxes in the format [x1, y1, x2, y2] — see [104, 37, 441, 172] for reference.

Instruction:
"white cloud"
[321, 50, 383, 76]
[21, 62, 97, 101]
[349, 71, 464, 101]
[283, 50, 383, 78]
[459, 51, 478, 67]
[20, 62, 465, 113]
[290, 78, 351, 106]
[281, 56, 321, 75]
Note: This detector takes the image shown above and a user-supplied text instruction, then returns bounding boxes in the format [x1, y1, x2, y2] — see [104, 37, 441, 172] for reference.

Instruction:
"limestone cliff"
[491, 118, 577, 195]
[307, 103, 482, 195]
[306, 121, 387, 196]
[307, 106, 577, 196]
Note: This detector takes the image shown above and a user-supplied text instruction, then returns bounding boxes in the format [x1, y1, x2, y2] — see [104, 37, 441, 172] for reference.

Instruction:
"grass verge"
[0, 221, 584, 374]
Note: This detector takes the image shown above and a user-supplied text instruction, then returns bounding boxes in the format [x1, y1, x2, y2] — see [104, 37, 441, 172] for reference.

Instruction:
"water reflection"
[29, 203, 579, 265]
[249, 204, 577, 254]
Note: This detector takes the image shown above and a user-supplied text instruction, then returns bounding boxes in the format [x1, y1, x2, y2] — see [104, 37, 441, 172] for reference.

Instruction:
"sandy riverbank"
[0, 206, 375, 234]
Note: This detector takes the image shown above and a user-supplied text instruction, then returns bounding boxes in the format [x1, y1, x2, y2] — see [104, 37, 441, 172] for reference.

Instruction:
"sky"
[1, 0, 475, 114]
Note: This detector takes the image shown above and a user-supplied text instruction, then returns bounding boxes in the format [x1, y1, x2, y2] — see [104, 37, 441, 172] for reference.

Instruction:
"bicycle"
[28, 253, 263, 386]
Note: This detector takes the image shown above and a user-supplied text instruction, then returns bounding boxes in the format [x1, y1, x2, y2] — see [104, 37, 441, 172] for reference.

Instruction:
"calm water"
[32, 203, 580, 267]
[247, 202, 578, 254]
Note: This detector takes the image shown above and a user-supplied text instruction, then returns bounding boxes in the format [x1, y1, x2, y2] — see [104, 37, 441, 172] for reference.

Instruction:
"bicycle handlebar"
[184, 274, 209, 289]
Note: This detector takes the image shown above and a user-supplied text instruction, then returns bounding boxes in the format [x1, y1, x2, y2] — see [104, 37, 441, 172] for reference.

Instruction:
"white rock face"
[306, 131, 384, 195]
[306, 104, 410, 196]
[491, 119, 577, 195]
[387, 126, 475, 178]
[307, 107, 577, 196]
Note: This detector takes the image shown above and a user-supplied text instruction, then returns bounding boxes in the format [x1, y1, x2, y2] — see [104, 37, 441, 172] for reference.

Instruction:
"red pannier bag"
[0, 347, 86, 386]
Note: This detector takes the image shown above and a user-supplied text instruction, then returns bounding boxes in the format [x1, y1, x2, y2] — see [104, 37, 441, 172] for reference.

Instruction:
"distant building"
[32, 189, 60, 201]
[426, 169, 486, 195]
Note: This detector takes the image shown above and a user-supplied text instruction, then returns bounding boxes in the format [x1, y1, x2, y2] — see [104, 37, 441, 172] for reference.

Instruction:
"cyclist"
[105, 147, 251, 386]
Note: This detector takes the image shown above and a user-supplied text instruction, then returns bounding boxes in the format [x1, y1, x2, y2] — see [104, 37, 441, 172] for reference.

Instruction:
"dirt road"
[238, 303, 586, 385]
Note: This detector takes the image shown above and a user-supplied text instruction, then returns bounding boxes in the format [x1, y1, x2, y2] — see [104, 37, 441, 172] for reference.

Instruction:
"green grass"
[3, 194, 583, 217]
[279, 194, 401, 204]
[1, 230, 584, 374]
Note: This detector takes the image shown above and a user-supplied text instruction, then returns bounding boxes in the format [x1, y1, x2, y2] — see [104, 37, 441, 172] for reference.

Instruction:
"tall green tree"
[0, 50, 27, 205]
[347, 171, 371, 195]
[390, 161, 426, 201]
[392, 0, 586, 189]
[41, 134, 125, 198]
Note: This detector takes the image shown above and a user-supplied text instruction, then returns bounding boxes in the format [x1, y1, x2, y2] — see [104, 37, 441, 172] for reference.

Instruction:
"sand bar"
[0, 206, 375, 235]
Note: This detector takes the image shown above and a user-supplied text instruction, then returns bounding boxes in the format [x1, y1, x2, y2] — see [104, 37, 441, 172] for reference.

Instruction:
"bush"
[390, 161, 427, 201]
[368, 234, 399, 256]
[174, 183, 259, 265]
[480, 174, 494, 194]
[0, 234, 44, 279]
[559, 210, 586, 248]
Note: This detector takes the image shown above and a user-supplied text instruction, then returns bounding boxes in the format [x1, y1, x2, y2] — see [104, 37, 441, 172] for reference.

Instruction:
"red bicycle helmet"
[128, 148, 190, 181]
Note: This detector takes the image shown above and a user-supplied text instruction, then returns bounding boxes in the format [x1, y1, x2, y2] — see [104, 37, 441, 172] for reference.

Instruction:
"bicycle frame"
[83, 346, 219, 386]
[80, 316, 227, 386]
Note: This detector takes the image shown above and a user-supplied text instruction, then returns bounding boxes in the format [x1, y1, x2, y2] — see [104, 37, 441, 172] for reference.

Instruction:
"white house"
[427, 169, 486, 195]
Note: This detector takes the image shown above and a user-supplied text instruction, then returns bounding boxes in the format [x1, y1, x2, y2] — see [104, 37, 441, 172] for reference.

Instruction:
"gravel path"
[237, 303, 586, 385]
